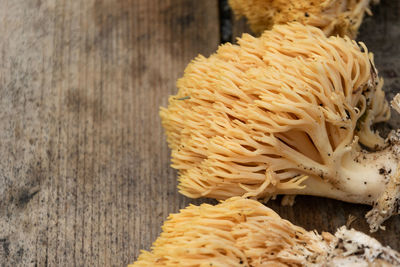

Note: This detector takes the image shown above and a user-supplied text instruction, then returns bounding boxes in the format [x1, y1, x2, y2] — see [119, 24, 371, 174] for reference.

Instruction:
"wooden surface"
[0, 0, 399, 266]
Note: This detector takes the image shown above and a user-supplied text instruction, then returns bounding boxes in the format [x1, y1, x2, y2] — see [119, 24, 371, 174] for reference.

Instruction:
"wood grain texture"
[231, 16, 252, 43]
[0, 0, 219, 266]
[228, 0, 400, 249]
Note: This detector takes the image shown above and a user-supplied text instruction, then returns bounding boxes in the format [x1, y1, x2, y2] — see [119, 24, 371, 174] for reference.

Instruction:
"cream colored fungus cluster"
[160, 23, 400, 231]
[229, 0, 378, 38]
[131, 198, 400, 266]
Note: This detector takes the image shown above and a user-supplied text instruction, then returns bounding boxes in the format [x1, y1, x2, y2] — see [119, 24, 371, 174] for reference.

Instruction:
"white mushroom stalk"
[229, 0, 379, 38]
[160, 23, 399, 231]
[131, 198, 400, 266]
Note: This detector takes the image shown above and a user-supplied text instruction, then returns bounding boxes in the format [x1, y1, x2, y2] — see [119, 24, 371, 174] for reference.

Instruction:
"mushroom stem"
[276, 130, 400, 232]
[327, 227, 400, 265]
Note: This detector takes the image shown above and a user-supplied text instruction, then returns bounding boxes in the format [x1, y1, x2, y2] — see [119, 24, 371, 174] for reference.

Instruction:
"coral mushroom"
[229, 0, 378, 38]
[131, 198, 400, 266]
[160, 23, 397, 231]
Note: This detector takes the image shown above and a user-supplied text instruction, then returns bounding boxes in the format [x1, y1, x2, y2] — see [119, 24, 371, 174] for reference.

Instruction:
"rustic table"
[0, 0, 399, 266]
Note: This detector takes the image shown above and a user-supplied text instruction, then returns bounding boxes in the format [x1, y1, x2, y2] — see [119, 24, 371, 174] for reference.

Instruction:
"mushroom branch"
[229, 0, 379, 38]
[131, 198, 400, 266]
[160, 23, 400, 231]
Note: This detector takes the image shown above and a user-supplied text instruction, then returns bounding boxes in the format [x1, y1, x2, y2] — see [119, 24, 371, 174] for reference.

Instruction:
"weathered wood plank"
[229, 0, 400, 249]
[0, 1, 219, 266]
[232, 16, 251, 42]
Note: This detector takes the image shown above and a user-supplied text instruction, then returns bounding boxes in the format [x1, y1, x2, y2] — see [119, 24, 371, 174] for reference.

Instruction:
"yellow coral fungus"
[131, 198, 400, 266]
[160, 23, 398, 231]
[229, 0, 378, 38]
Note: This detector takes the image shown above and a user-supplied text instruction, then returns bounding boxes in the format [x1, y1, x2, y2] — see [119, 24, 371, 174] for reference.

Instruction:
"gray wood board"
[0, 0, 219, 266]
